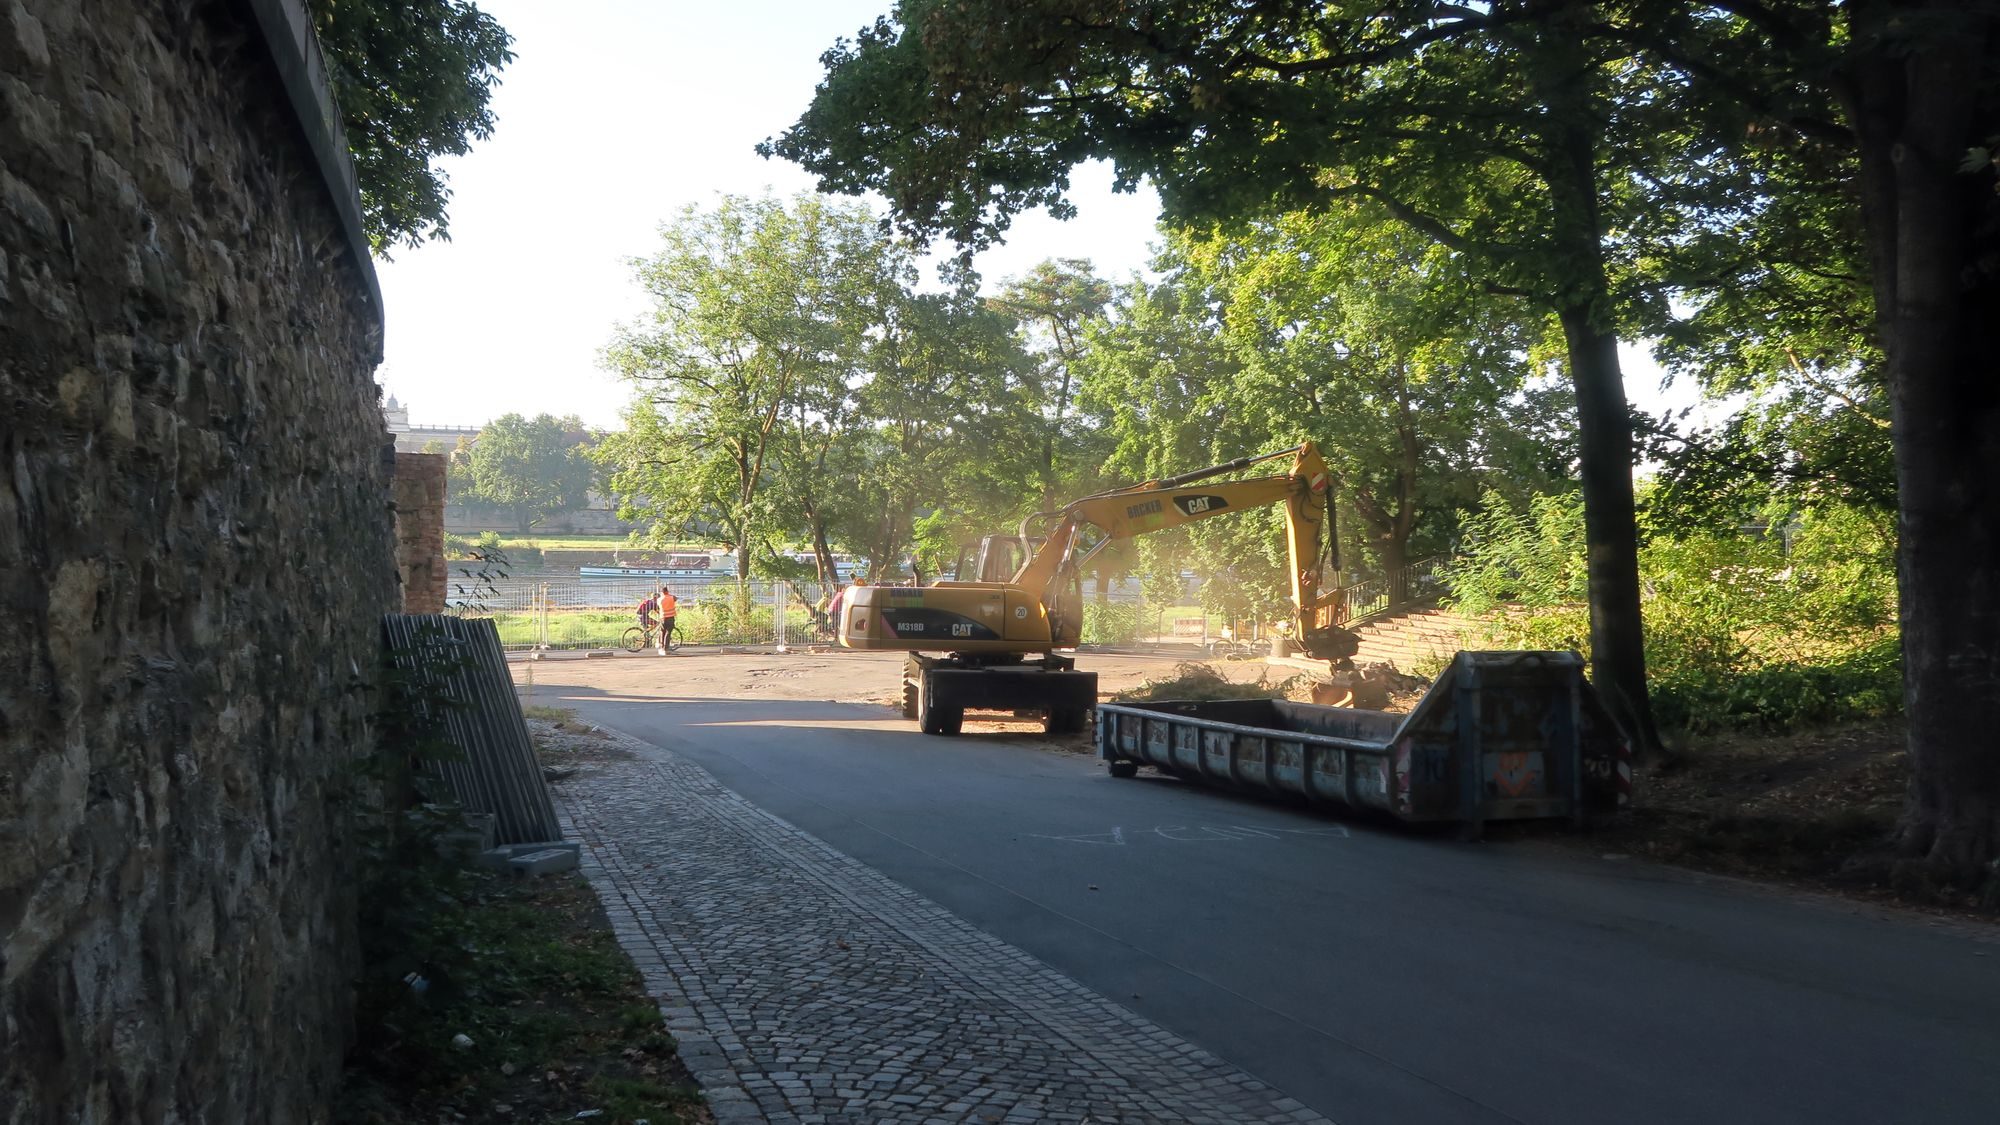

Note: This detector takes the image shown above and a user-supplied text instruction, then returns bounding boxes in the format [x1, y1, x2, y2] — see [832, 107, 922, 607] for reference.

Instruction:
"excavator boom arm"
[1014, 444, 1358, 664]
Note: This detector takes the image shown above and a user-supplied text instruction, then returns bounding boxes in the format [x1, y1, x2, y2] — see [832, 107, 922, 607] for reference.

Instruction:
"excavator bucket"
[1298, 623, 1361, 664]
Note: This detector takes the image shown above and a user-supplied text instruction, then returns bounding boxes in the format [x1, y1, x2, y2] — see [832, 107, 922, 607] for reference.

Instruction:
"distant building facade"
[382, 394, 483, 454]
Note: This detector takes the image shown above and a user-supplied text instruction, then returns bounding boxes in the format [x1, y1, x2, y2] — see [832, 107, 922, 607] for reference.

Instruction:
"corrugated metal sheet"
[382, 614, 562, 845]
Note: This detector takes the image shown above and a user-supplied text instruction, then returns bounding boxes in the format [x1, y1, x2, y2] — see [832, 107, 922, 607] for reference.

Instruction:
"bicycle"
[621, 621, 683, 653]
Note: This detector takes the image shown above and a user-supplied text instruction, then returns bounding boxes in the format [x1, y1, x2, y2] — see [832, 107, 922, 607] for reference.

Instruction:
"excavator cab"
[950, 535, 1044, 583]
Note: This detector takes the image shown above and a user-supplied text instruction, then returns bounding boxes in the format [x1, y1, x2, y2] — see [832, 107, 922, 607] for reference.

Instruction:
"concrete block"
[509, 848, 579, 877]
[494, 840, 576, 860]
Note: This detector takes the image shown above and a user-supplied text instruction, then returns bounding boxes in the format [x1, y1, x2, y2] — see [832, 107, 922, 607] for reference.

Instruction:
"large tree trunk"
[1525, 23, 1665, 760]
[1559, 305, 1663, 760]
[1846, 7, 2000, 896]
[1533, 87, 1665, 759]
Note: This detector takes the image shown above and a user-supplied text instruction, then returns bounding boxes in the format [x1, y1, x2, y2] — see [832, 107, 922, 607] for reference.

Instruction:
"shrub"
[1652, 635, 1904, 733]
[1444, 490, 1902, 735]
[1115, 662, 1302, 702]
[1081, 602, 1146, 645]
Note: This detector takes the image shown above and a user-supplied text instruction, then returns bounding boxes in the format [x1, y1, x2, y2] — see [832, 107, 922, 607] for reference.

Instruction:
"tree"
[599, 194, 905, 585]
[817, 279, 1043, 581]
[992, 260, 1114, 501]
[1642, 90, 1894, 528]
[309, 0, 514, 251]
[1173, 208, 1564, 594]
[1071, 208, 1566, 625]
[1574, 0, 2000, 895]
[765, 1, 1693, 755]
[1790, 1, 2000, 893]
[460, 413, 593, 531]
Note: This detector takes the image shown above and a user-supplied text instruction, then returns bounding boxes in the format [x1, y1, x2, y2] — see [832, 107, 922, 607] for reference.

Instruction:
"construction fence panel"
[455, 576, 845, 651]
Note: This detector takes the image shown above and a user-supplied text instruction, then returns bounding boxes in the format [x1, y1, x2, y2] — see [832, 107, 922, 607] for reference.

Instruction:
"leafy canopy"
[310, 0, 514, 251]
[460, 413, 594, 530]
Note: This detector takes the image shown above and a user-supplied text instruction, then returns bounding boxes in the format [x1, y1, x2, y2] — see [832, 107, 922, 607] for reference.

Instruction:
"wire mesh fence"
[450, 565, 1441, 653]
[454, 576, 843, 651]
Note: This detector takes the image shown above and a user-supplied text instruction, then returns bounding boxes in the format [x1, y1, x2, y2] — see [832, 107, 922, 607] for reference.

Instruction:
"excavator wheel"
[901, 676, 919, 719]
[1108, 760, 1139, 779]
[917, 674, 964, 736]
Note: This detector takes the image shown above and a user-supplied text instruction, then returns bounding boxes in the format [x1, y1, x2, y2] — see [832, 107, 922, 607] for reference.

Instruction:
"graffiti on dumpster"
[1491, 751, 1543, 797]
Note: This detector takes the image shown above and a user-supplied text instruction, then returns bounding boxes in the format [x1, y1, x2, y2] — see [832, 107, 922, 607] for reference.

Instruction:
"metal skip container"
[1096, 651, 1631, 833]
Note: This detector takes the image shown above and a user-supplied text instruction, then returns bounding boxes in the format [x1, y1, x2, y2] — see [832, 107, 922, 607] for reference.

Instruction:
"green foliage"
[1075, 211, 1568, 596]
[599, 194, 908, 575]
[1080, 602, 1146, 645]
[1443, 491, 1591, 614]
[309, 0, 514, 251]
[1444, 489, 1901, 734]
[461, 413, 595, 531]
[599, 194, 1045, 578]
[339, 873, 702, 1124]
[993, 259, 1115, 500]
[1652, 636, 1904, 735]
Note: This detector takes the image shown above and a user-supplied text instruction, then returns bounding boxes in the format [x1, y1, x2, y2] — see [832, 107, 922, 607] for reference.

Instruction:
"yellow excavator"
[839, 443, 1361, 735]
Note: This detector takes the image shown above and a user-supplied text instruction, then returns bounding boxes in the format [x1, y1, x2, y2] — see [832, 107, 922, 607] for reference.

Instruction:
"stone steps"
[1348, 608, 1484, 671]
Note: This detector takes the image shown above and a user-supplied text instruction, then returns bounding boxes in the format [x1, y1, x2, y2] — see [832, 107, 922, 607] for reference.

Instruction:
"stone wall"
[393, 453, 448, 613]
[0, 2, 395, 1121]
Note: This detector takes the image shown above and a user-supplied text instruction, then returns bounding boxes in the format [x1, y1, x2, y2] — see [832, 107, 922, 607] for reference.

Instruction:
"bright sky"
[372, 0, 1693, 432]
[372, 0, 1165, 429]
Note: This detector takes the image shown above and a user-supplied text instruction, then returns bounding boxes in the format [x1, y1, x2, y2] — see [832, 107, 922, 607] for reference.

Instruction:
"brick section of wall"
[393, 452, 449, 613]
[0, 2, 395, 1121]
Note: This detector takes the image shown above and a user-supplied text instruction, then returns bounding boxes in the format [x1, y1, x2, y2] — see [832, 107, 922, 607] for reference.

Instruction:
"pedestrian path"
[557, 727, 1331, 1125]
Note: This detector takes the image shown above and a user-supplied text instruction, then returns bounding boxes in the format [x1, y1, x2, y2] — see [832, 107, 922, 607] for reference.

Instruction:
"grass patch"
[337, 870, 704, 1125]
[521, 704, 576, 723]
[493, 534, 647, 550]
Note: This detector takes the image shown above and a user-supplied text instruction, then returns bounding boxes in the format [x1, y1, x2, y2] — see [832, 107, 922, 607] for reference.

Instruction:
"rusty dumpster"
[1095, 651, 1630, 832]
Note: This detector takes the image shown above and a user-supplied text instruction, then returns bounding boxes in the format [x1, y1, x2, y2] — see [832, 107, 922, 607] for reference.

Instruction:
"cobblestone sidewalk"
[555, 726, 1330, 1125]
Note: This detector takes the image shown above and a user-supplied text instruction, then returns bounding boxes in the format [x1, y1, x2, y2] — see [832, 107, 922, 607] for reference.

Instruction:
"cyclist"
[637, 586, 678, 655]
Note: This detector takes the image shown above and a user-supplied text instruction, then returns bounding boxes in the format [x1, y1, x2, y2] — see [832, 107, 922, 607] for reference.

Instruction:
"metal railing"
[1333, 556, 1447, 627]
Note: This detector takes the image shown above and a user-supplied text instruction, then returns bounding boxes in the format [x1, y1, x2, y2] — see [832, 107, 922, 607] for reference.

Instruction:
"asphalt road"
[552, 685, 2000, 1125]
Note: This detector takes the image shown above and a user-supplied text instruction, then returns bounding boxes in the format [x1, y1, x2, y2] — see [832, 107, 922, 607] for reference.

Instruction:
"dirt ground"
[511, 647, 1294, 744]
[516, 647, 1281, 701]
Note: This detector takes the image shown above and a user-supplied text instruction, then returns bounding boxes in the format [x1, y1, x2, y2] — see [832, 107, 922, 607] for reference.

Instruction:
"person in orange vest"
[638, 586, 679, 655]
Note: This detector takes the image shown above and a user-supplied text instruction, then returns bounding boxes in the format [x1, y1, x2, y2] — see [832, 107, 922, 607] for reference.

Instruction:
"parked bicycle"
[621, 621, 683, 654]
